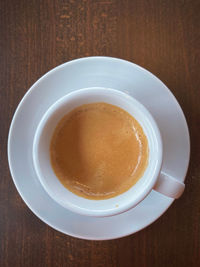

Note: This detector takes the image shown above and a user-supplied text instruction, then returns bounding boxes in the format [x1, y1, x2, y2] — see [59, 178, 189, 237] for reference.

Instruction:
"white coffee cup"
[32, 87, 185, 217]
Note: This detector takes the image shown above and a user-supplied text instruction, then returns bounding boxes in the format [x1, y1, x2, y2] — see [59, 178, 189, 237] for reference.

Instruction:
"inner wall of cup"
[35, 88, 161, 214]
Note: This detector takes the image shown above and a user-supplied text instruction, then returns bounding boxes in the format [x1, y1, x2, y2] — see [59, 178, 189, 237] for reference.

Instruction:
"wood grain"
[0, 0, 200, 266]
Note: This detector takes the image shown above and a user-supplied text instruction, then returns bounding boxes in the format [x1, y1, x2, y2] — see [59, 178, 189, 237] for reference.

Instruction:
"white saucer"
[8, 57, 190, 240]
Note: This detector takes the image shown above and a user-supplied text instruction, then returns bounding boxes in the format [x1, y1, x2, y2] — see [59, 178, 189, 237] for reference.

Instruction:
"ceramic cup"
[32, 87, 185, 217]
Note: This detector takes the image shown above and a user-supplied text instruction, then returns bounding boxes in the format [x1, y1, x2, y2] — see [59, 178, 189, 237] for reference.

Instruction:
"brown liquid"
[50, 103, 148, 200]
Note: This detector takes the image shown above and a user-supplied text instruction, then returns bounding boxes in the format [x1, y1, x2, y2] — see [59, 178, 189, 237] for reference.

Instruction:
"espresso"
[50, 103, 148, 199]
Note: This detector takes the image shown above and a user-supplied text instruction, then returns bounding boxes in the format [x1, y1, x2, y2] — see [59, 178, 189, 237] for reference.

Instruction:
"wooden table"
[1, 0, 199, 266]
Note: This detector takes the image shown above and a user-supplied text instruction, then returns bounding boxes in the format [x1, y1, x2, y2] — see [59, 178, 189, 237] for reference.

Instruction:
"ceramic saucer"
[8, 57, 190, 240]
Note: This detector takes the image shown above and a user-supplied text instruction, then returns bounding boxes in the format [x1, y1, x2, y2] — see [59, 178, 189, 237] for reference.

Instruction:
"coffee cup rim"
[33, 87, 163, 217]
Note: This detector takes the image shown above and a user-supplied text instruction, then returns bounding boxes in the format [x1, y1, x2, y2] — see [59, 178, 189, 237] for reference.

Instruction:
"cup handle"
[153, 172, 185, 199]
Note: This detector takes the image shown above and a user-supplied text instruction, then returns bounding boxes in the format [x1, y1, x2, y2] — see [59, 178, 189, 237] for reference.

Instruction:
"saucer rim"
[7, 56, 190, 240]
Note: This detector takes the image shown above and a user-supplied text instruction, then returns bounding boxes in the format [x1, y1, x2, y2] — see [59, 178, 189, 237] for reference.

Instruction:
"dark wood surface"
[1, 0, 200, 266]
